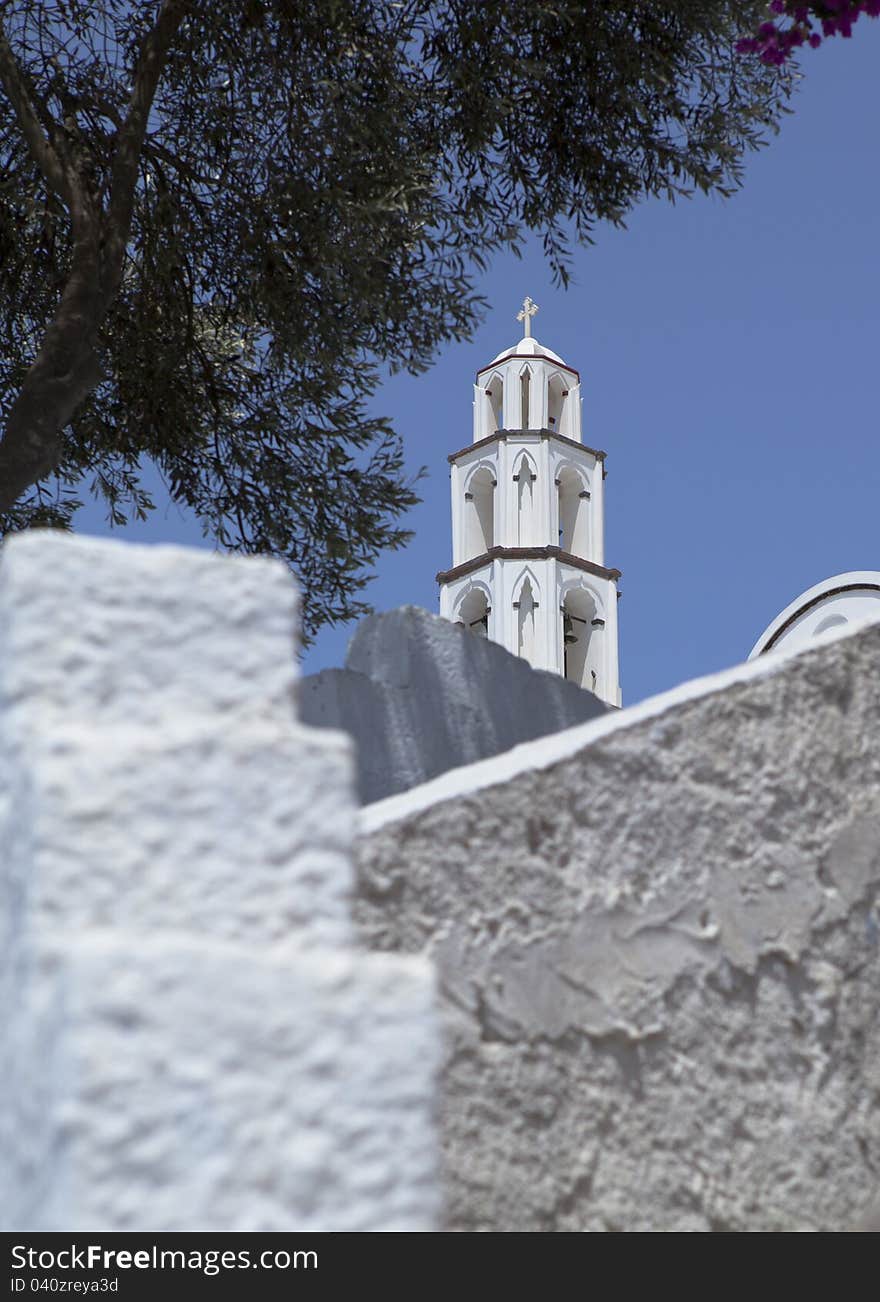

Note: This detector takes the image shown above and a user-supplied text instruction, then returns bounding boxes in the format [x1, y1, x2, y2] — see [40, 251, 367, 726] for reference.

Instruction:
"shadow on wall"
[297, 606, 610, 806]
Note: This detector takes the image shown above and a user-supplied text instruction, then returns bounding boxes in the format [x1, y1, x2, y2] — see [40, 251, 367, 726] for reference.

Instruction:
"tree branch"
[0, 20, 71, 205]
[102, 0, 192, 304]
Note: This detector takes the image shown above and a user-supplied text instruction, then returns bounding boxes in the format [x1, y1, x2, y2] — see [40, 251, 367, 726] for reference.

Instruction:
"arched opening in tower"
[458, 587, 489, 638]
[516, 577, 537, 664]
[562, 588, 598, 691]
[464, 467, 495, 558]
[485, 374, 503, 432]
[557, 469, 589, 557]
[547, 373, 567, 433]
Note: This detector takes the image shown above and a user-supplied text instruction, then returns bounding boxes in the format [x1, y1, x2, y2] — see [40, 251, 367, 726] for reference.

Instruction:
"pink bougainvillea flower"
[738, 0, 878, 62]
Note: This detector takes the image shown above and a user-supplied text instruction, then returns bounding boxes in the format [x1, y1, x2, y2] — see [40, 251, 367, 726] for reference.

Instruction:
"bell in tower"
[436, 299, 621, 706]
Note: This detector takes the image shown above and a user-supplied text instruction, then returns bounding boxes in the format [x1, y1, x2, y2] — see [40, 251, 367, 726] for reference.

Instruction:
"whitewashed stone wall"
[0, 532, 440, 1233]
[356, 617, 880, 1231]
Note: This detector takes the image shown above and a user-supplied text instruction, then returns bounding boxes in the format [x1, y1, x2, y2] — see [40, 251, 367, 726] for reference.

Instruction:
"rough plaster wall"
[299, 605, 609, 804]
[0, 528, 299, 729]
[0, 532, 355, 954]
[0, 532, 440, 1232]
[355, 619, 880, 1231]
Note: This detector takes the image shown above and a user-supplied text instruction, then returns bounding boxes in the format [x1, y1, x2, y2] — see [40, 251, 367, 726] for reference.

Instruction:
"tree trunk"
[0, 218, 104, 511]
[0, 0, 191, 512]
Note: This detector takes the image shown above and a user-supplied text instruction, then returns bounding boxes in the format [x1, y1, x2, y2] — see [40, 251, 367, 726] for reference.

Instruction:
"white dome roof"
[749, 571, 880, 658]
[483, 334, 567, 369]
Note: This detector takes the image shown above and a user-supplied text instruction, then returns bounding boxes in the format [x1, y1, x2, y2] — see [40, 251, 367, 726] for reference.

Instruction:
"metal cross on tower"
[516, 296, 539, 337]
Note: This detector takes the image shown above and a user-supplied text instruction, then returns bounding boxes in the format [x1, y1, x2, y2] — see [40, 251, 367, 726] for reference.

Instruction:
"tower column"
[593, 459, 605, 567]
[605, 584, 621, 707]
[493, 438, 506, 547]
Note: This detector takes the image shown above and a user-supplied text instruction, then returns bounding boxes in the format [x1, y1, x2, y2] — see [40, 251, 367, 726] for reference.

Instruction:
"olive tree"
[0, 0, 789, 635]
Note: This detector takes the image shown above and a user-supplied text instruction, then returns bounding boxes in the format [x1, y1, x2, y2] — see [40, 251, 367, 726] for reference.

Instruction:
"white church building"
[437, 298, 621, 706]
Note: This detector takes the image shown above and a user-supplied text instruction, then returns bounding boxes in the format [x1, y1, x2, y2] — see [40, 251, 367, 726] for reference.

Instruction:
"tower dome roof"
[485, 334, 566, 366]
[478, 333, 578, 378]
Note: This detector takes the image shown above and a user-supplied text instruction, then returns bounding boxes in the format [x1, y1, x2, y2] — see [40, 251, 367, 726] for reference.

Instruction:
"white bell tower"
[437, 299, 621, 706]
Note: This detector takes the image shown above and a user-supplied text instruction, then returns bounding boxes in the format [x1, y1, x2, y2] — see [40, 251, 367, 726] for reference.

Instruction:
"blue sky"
[76, 25, 880, 706]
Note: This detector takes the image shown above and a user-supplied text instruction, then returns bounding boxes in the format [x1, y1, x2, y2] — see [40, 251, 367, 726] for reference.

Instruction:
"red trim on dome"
[476, 351, 580, 381]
